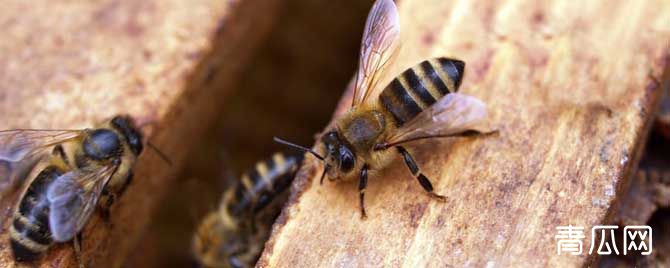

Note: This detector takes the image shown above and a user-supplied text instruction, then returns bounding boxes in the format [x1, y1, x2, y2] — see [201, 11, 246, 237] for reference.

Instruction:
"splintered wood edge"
[0, 0, 282, 267]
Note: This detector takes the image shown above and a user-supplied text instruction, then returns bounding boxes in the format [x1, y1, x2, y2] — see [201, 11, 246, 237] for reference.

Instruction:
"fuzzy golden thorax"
[321, 104, 398, 181]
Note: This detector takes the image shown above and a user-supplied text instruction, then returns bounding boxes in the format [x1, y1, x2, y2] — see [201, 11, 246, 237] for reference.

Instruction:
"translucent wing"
[383, 93, 494, 146]
[0, 129, 82, 162]
[0, 156, 43, 197]
[46, 165, 117, 242]
[0, 129, 82, 194]
[351, 0, 400, 107]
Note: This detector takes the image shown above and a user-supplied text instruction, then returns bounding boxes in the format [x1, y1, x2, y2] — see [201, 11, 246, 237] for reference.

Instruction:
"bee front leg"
[117, 170, 134, 198]
[98, 171, 132, 224]
[358, 164, 369, 219]
[396, 146, 447, 202]
[98, 190, 116, 225]
[73, 233, 85, 268]
[320, 165, 330, 185]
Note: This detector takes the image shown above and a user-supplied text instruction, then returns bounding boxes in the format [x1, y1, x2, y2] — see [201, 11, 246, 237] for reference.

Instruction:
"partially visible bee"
[0, 115, 160, 263]
[655, 82, 670, 138]
[275, 0, 494, 218]
[192, 152, 303, 268]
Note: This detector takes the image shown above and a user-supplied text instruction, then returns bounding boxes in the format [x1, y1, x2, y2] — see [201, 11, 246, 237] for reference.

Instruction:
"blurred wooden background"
[128, 0, 373, 266]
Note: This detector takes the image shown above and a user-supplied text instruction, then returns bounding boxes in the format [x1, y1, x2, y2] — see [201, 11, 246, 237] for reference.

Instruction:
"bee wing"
[383, 93, 494, 146]
[0, 129, 82, 194]
[352, 0, 400, 107]
[0, 129, 82, 162]
[46, 165, 117, 242]
[0, 156, 44, 197]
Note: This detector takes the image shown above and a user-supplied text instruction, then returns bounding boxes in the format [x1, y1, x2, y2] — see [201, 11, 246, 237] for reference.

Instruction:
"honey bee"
[0, 115, 158, 263]
[192, 152, 303, 268]
[274, 0, 494, 218]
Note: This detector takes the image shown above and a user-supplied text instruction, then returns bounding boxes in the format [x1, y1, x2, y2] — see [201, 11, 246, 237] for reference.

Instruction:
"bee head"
[110, 115, 144, 156]
[321, 131, 355, 179]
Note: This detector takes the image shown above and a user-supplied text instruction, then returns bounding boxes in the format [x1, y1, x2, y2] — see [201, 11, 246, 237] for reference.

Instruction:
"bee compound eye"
[322, 131, 339, 144]
[111, 116, 143, 155]
[339, 146, 355, 173]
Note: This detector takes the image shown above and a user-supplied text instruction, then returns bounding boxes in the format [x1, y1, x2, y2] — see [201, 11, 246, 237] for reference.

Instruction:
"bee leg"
[98, 191, 115, 225]
[73, 233, 85, 268]
[396, 146, 447, 202]
[319, 165, 330, 185]
[98, 172, 132, 225]
[117, 170, 134, 198]
[359, 164, 369, 219]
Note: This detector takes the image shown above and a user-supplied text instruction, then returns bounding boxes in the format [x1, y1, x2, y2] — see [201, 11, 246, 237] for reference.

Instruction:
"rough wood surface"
[260, 0, 670, 267]
[0, 0, 279, 267]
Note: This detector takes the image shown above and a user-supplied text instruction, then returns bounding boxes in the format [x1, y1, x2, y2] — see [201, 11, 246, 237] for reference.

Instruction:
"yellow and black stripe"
[193, 152, 302, 268]
[379, 57, 465, 126]
[221, 152, 303, 226]
[10, 166, 63, 262]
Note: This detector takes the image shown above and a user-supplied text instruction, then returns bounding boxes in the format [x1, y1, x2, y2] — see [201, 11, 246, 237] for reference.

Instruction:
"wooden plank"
[0, 0, 280, 267]
[602, 131, 670, 266]
[260, 0, 670, 267]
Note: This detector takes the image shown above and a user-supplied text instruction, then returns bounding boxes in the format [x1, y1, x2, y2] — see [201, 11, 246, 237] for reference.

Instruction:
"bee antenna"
[273, 137, 324, 161]
[147, 141, 173, 166]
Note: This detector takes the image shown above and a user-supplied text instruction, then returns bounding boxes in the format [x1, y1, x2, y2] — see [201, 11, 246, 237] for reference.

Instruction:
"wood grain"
[260, 0, 670, 267]
[0, 0, 280, 267]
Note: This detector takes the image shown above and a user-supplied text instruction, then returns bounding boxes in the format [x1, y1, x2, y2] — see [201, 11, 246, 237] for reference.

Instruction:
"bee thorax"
[340, 110, 386, 149]
[83, 129, 122, 161]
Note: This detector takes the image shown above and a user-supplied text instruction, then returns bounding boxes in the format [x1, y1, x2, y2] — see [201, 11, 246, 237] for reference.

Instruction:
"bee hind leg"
[358, 164, 369, 219]
[396, 146, 447, 202]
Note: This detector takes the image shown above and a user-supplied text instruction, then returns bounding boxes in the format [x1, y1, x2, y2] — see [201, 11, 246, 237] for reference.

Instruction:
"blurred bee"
[0, 115, 158, 263]
[192, 152, 303, 268]
[275, 0, 494, 218]
[655, 83, 670, 139]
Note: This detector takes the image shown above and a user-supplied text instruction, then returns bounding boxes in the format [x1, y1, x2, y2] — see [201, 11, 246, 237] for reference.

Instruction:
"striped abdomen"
[221, 152, 303, 227]
[379, 57, 465, 126]
[10, 166, 63, 262]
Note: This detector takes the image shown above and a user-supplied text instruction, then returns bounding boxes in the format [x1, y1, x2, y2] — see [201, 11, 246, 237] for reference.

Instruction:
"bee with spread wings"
[275, 0, 494, 218]
[0, 115, 146, 263]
